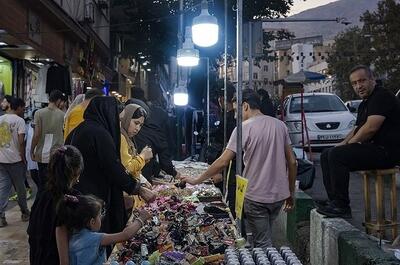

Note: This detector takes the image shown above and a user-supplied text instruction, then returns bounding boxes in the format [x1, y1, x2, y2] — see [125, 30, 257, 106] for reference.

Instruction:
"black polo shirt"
[355, 86, 400, 157]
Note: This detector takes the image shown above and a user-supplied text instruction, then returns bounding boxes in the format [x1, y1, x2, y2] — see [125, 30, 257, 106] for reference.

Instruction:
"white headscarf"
[64, 94, 85, 122]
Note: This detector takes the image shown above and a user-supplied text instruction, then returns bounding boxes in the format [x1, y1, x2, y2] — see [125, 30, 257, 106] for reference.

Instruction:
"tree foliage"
[328, 0, 400, 100]
[362, 0, 400, 93]
[111, 0, 295, 64]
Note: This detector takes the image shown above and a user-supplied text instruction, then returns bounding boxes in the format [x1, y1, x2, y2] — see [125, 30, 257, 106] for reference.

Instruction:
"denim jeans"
[244, 198, 284, 250]
[0, 162, 29, 217]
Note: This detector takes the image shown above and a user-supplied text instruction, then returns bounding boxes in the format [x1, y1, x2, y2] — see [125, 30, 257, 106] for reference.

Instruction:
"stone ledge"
[338, 231, 400, 265]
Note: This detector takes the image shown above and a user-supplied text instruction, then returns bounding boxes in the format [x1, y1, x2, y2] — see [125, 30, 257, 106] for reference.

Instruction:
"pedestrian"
[257, 89, 275, 117]
[208, 83, 237, 214]
[31, 89, 65, 193]
[64, 88, 104, 140]
[28, 145, 83, 265]
[25, 109, 39, 188]
[127, 88, 179, 182]
[0, 97, 30, 227]
[119, 104, 153, 209]
[316, 65, 400, 218]
[65, 96, 156, 255]
[0, 95, 13, 115]
[181, 89, 297, 250]
[56, 194, 151, 265]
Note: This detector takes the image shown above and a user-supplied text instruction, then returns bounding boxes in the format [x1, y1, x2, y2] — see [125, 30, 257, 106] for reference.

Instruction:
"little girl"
[57, 194, 151, 265]
[28, 145, 83, 265]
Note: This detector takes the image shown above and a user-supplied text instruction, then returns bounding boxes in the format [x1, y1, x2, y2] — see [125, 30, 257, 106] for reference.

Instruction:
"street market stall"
[108, 161, 239, 265]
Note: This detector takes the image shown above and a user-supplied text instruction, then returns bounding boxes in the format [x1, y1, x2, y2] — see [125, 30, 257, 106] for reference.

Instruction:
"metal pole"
[177, 0, 184, 83]
[248, 22, 253, 90]
[223, 0, 228, 149]
[176, 0, 184, 159]
[223, 0, 228, 196]
[260, 18, 340, 23]
[207, 57, 210, 147]
[236, 0, 243, 176]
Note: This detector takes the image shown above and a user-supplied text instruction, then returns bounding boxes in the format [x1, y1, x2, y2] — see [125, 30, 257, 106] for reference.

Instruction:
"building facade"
[0, 0, 112, 111]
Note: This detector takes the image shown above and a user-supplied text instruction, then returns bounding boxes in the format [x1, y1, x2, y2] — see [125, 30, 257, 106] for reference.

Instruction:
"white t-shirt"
[0, 114, 26, 163]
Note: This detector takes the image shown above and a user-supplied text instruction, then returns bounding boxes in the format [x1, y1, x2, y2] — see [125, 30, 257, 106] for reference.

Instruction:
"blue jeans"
[0, 162, 29, 218]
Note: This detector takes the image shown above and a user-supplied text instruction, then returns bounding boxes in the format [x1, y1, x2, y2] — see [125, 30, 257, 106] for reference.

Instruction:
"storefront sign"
[235, 175, 248, 220]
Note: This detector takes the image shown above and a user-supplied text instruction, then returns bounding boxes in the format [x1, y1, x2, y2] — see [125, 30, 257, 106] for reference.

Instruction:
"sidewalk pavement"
[0, 195, 33, 265]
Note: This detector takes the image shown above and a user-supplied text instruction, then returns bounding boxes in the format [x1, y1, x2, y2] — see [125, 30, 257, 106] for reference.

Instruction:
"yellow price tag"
[235, 175, 248, 220]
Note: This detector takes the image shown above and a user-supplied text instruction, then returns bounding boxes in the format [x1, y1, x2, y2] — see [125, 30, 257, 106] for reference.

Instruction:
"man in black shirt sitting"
[316, 65, 400, 218]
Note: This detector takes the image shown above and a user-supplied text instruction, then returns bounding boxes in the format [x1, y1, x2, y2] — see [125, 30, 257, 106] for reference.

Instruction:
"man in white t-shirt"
[182, 89, 297, 249]
[0, 97, 30, 227]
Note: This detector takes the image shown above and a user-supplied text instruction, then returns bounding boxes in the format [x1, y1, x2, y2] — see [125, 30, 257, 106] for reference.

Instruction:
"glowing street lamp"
[177, 27, 199, 67]
[192, 0, 219, 47]
[173, 81, 189, 106]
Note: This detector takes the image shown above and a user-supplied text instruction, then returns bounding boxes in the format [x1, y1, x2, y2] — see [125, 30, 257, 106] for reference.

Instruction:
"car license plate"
[317, 134, 342, 140]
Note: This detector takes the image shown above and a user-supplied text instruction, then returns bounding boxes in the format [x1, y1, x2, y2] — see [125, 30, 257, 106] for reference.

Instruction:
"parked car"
[345, 99, 362, 116]
[282, 93, 356, 148]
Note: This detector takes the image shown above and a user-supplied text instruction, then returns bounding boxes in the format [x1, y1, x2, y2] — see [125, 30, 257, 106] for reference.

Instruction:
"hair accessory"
[57, 146, 68, 155]
[64, 194, 79, 203]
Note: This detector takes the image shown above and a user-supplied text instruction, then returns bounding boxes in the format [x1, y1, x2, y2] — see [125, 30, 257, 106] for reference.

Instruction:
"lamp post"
[236, 0, 243, 176]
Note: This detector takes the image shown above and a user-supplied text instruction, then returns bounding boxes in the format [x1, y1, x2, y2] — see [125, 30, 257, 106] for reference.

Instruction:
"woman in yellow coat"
[119, 104, 153, 208]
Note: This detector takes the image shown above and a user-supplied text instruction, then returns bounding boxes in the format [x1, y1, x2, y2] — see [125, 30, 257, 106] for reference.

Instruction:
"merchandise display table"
[108, 162, 239, 265]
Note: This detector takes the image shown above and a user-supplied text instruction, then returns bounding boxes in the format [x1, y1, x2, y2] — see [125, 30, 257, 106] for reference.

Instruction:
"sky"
[288, 0, 340, 16]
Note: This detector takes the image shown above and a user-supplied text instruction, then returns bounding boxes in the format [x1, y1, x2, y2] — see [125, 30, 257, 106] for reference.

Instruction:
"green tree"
[361, 0, 400, 92]
[327, 27, 373, 100]
[111, 0, 295, 64]
[328, 0, 400, 99]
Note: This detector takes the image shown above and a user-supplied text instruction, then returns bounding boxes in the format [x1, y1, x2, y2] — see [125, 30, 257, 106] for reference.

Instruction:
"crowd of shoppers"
[0, 74, 339, 260]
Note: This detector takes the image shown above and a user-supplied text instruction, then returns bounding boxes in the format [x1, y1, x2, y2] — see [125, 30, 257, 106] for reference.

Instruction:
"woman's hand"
[138, 186, 156, 202]
[140, 146, 153, 161]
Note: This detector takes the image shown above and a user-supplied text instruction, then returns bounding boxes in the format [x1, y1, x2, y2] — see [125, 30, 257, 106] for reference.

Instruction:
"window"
[289, 95, 347, 113]
[263, 65, 268, 72]
[253, 73, 258, 80]
[264, 78, 269, 84]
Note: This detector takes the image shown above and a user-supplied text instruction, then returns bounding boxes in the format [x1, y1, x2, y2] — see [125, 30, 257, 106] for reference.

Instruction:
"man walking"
[316, 65, 400, 218]
[31, 90, 65, 193]
[182, 89, 297, 249]
[0, 98, 30, 227]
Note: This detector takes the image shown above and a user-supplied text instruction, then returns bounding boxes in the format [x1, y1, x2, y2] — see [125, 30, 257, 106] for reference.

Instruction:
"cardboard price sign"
[235, 175, 248, 219]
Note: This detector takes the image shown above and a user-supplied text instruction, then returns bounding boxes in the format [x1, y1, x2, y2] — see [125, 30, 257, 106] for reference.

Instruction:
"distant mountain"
[267, 0, 380, 41]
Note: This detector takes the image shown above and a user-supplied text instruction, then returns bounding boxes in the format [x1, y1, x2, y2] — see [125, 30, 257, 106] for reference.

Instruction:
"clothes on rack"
[46, 65, 72, 95]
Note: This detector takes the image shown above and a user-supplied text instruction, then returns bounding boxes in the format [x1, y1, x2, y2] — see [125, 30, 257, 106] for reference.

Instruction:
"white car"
[282, 93, 356, 148]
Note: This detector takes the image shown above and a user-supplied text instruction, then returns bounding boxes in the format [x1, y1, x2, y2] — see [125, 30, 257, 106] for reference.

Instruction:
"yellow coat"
[64, 104, 85, 141]
[120, 134, 146, 208]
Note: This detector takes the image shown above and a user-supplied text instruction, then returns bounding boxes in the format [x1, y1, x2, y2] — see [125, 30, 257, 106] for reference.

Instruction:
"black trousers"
[37, 163, 48, 194]
[321, 143, 396, 208]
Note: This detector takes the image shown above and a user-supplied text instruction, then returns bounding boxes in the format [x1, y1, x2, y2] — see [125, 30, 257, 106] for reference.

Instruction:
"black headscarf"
[84, 96, 121, 157]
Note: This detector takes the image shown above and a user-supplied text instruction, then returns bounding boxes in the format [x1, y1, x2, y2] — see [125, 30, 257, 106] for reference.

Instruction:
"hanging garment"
[46, 65, 72, 95]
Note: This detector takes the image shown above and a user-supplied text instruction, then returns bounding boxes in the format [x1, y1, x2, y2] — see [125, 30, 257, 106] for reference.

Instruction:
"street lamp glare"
[192, 0, 219, 47]
[174, 81, 189, 106]
[177, 27, 200, 67]
[174, 93, 189, 106]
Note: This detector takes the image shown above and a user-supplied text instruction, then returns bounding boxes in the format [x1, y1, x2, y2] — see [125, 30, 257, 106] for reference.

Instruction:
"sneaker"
[316, 204, 352, 219]
[26, 188, 32, 200]
[9, 192, 18, 201]
[21, 211, 30, 222]
[0, 217, 7, 227]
